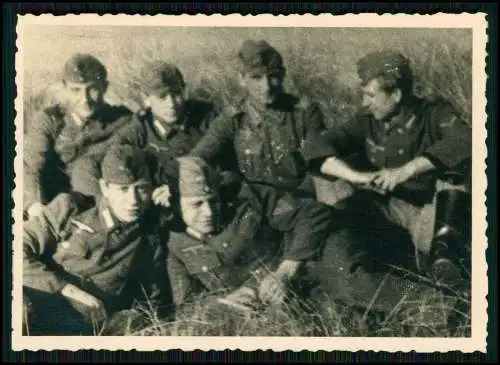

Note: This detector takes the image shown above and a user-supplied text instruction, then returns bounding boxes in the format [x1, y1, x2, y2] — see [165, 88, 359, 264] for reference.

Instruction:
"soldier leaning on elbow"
[166, 156, 322, 311]
[22, 145, 173, 336]
[23, 53, 133, 220]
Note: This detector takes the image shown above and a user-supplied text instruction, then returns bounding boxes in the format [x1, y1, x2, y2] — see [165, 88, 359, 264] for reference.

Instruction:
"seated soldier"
[318, 50, 472, 284]
[23, 53, 133, 220]
[22, 145, 173, 336]
[70, 60, 220, 207]
[167, 156, 326, 311]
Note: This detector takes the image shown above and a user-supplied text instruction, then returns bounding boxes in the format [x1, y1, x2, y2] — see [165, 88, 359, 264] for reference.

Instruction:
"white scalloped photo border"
[11, 12, 489, 353]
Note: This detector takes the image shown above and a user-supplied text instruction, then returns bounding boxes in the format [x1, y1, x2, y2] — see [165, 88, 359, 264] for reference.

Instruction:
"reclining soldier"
[23, 53, 133, 220]
[23, 145, 173, 336]
[70, 60, 219, 207]
[167, 156, 323, 310]
[317, 50, 472, 284]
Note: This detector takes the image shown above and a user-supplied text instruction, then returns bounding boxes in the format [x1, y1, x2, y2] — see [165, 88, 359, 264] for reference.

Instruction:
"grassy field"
[20, 25, 472, 337]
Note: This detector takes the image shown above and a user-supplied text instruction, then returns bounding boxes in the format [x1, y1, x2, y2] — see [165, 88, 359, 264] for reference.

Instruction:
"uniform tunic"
[70, 99, 218, 198]
[321, 96, 472, 256]
[166, 198, 282, 307]
[23, 193, 172, 322]
[23, 103, 133, 211]
[190, 93, 335, 191]
[189, 93, 337, 264]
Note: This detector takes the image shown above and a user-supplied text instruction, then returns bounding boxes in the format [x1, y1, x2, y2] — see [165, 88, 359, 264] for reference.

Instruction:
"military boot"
[428, 188, 471, 287]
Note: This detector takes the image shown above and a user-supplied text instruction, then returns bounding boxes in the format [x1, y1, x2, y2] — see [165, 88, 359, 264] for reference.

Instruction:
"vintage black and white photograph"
[12, 13, 488, 352]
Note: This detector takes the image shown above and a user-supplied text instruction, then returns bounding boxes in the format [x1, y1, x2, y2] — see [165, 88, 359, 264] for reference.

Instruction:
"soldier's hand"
[258, 260, 300, 306]
[60, 283, 107, 322]
[259, 273, 288, 306]
[152, 185, 171, 208]
[372, 165, 414, 192]
[26, 202, 44, 220]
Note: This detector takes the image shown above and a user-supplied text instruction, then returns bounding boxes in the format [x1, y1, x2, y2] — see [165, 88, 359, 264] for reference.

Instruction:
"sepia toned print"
[12, 13, 488, 352]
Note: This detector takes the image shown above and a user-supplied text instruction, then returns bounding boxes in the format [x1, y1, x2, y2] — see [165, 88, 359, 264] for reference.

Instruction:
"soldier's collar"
[245, 98, 286, 126]
[185, 226, 213, 242]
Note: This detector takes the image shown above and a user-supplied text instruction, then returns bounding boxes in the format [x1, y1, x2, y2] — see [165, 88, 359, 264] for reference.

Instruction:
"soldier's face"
[361, 78, 402, 121]
[240, 71, 284, 106]
[99, 178, 153, 223]
[145, 90, 186, 124]
[64, 80, 107, 120]
[180, 195, 219, 235]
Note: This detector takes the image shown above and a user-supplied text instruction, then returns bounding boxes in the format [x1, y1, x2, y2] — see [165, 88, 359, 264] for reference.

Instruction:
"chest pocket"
[365, 138, 386, 168]
[55, 127, 82, 164]
[169, 237, 222, 276]
[234, 127, 266, 174]
[52, 229, 104, 271]
[208, 203, 262, 264]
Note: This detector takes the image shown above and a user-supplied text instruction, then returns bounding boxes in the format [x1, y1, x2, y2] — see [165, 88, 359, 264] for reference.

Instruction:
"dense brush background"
[20, 25, 472, 337]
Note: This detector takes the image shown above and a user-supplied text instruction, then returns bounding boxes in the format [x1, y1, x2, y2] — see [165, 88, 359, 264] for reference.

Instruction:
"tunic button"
[278, 177, 283, 182]
[201, 266, 208, 272]
[222, 242, 229, 248]
[398, 148, 404, 155]
[370, 157, 376, 163]
[397, 128, 404, 134]
[245, 149, 251, 155]
[85, 277, 92, 283]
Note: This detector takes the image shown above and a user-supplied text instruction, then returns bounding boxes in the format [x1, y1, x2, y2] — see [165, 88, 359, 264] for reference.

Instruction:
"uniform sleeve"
[23, 193, 80, 293]
[300, 103, 337, 168]
[142, 240, 173, 311]
[166, 253, 195, 308]
[23, 110, 55, 210]
[83, 117, 146, 160]
[421, 101, 472, 171]
[189, 109, 236, 165]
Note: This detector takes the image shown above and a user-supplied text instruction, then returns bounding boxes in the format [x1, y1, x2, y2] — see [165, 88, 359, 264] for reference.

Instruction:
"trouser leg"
[267, 193, 335, 263]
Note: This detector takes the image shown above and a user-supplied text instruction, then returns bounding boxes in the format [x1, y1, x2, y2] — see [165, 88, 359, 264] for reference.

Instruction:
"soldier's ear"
[392, 88, 403, 104]
[98, 178, 109, 197]
[237, 72, 247, 88]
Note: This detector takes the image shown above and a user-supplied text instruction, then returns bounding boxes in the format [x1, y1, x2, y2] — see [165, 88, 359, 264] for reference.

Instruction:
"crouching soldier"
[22, 145, 173, 336]
[70, 60, 219, 207]
[318, 50, 472, 284]
[23, 53, 133, 220]
[166, 156, 322, 311]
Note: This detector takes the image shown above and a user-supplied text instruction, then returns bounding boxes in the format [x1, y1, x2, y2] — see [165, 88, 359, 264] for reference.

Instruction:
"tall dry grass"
[21, 26, 472, 337]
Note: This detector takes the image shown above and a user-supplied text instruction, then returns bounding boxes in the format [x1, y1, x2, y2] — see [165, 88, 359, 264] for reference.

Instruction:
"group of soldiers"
[22, 39, 472, 335]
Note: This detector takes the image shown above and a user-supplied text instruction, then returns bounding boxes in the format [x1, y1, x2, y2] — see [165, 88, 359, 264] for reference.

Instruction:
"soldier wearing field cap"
[189, 40, 338, 303]
[167, 156, 324, 310]
[70, 60, 219, 206]
[318, 49, 472, 283]
[23, 53, 133, 220]
[22, 144, 173, 335]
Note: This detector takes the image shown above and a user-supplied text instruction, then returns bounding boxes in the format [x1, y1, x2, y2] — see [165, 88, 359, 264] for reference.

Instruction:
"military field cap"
[141, 60, 186, 96]
[238, 40, 285, 77]
[62, 53, 107, 84]
[356, 50, 413, 85]
[101, 145, 152, 185]
[177, 156, 221, 198]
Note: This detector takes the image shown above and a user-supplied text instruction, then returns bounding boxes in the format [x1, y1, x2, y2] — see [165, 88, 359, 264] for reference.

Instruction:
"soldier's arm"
[420, 101, 472, 173]
[23, 110, 55, 211]
[189, 109, 236, 165]
[166, 253, 196, 308]
[23, 193, 81, 293]
[302, 106, 373, 184]
[83, 116, 146, 160]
